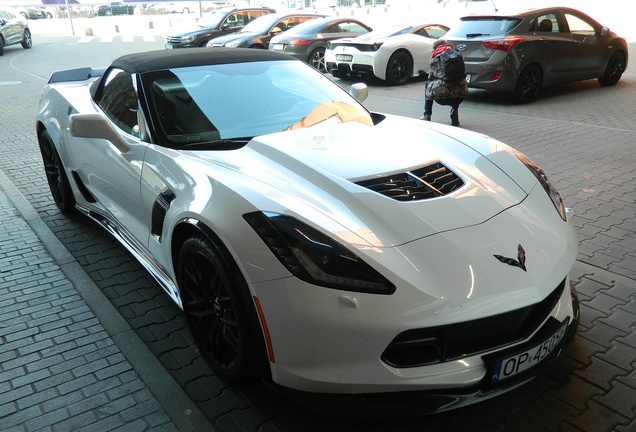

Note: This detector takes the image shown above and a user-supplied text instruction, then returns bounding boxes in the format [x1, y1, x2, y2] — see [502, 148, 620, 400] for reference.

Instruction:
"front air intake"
[355, 162, 465, 201]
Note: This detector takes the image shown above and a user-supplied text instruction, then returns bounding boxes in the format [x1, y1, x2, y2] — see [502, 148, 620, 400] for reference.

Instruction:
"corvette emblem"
[494, 245, 527, 272]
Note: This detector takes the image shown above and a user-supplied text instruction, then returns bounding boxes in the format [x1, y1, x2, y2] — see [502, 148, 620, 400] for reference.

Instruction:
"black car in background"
[206, 12, 326, 49]
[269, 16, 372, 72]
[0, 7, 32, 56]
[97, 2, 136, 16]
[165, 6, 276, 49]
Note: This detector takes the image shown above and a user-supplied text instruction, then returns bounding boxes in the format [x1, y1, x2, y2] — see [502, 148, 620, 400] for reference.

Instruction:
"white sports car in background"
[325, 23, 450, 85]
[36, 48, 579, 416]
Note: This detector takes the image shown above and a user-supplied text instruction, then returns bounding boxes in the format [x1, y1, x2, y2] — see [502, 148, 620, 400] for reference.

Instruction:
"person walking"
[421, 39, 468, 126]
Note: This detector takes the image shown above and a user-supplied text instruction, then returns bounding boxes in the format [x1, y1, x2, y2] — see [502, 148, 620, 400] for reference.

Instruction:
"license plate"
[165, 44, 173, 49]
[465, 74, 471, 83]
[336, 54, 353, 62]
[490, 320, 568, 384]
[271, 43, 284, 51]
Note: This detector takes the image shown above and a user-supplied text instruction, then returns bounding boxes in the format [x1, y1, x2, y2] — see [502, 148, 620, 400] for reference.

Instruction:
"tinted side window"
[339, 22, 368, 33]
[420, 25, 448, 39]
[97, 68, 139, 137]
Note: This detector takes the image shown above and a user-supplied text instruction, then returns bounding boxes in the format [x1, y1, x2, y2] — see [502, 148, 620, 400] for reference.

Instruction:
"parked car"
[206, 12, 326, 49]
[444, 6, 628, 103]
[325, 22, 449, 85]
[0, 7, 32, 56]
[269, 16, 372, 72]
[36, 47, 579, 416]
[165, 6, 275, 48]
[97, 2, 136, 16]
[18, 6, 53, 20]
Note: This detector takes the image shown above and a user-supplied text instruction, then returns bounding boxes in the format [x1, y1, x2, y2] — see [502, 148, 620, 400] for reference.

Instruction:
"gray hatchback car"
[444, 7, 628, 103]
[0, 7, 32, 56]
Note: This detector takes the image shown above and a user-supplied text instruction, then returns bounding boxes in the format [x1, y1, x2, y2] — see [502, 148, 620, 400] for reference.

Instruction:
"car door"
[0, 9, 21, 45]
[68, 68, 151, 246]
[563, 11, 606, 79]
[530, 11, 574, 84]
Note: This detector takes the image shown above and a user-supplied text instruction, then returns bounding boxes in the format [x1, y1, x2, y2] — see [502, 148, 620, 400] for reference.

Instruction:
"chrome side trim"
[75, 203, 182, 309]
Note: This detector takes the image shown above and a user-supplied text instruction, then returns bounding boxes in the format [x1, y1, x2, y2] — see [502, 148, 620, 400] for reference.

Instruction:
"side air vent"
[355, 162, 465, 201]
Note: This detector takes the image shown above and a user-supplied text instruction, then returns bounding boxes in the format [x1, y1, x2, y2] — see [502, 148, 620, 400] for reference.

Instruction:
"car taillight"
[289, 39, 312, 46]
[482, 37, 525, 52]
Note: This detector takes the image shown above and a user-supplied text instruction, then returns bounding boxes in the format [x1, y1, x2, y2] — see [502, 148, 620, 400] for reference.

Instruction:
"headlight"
[244, 212, 396, 295]
[179, 35, 196, 43]
[515, 150, 567, 221]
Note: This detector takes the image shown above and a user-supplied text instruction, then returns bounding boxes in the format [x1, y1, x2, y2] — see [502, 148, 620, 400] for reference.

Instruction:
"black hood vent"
[356, 162, 465, 202]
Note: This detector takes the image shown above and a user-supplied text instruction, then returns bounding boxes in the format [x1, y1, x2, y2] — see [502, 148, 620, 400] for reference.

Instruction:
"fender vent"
[356, 162, 465, 201]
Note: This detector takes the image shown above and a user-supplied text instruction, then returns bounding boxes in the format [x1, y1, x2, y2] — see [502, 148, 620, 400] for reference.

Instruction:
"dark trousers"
[423, 98, 464, 116]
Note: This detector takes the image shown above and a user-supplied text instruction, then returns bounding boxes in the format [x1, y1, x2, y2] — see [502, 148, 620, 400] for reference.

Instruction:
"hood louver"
[356, 162, 465, 202]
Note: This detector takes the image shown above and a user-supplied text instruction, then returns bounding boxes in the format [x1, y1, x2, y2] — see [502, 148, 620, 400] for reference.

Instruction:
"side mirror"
[271, 26, 282, 34]
[69, 112, 130, 152]
[349, 83, 368, 103]
[599, 27, 609, 36]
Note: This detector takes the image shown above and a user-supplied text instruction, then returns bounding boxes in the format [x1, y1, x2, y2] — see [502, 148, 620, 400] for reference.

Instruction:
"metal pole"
[64, 0, 75, 35]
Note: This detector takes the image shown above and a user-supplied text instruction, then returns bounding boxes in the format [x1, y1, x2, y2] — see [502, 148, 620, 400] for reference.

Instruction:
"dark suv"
[0, 7, 32, 56]
[165, 6, 276, 49]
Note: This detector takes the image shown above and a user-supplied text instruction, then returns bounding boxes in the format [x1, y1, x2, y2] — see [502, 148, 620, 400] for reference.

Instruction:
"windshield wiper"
[466, 33, 490, 38]
[179, 137, 252, 151]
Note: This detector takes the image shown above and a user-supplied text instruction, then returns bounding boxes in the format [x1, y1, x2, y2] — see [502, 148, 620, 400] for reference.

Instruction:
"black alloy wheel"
[598, 51, 626, 86]
[39, 130, 75, 213]
[513, 64, 543, 103]
[178, 235, 258, 381]
[385, 50, 413, 86]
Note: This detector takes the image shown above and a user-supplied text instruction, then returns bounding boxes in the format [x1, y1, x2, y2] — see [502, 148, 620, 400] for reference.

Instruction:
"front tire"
[513, 63, 542, 103]
[598, 51, 626, 86]
[178, 235, 259, 382]
[39, 130, 75, 213]
[385, 50, 413, 86]
[21, 28, 33, 49]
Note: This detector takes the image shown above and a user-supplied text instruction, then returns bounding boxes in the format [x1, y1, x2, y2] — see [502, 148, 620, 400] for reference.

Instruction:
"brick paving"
[1, 3, 636, 431]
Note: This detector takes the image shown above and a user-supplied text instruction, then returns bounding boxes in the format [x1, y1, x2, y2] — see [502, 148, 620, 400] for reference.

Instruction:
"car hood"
[211, 32, 257, 44]
[191, 115, 534, 247]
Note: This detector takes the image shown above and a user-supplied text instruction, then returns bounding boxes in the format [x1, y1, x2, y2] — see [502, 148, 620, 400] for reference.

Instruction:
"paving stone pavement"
[2, 4, 636, 432]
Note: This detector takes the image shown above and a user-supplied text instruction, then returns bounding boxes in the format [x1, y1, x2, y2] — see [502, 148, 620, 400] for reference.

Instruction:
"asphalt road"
[2, 21, 636, 432]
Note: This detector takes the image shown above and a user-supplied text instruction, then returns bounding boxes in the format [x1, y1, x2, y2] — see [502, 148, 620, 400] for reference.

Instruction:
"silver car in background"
[444, 7, 628, 103]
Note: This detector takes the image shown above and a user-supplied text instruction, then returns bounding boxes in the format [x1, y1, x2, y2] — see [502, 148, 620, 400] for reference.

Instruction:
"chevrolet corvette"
[36, 48, 579, 416]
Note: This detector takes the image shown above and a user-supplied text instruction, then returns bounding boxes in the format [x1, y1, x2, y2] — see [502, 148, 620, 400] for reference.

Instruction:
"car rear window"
[446, 17, 522, 38]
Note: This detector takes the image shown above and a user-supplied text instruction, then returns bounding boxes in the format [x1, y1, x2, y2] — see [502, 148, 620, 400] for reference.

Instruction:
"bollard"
[149, 21, 154, 29]
[85, 28, 93, 36]
[115, 25, 119, 33]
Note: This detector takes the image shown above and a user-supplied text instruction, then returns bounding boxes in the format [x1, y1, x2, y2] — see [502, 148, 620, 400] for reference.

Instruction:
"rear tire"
[513, 64, 542, 103]
[178, 235, 260, 382]
[385, 50, 413, 86]
[39, 130, 75, 213]
[309, 47, 326, 73]
[598, 51, 626, 86]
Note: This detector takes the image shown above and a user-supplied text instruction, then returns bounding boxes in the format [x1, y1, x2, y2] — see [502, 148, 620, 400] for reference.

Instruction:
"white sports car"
[36, 48, 579, 416]
[325, 23, 450, 85]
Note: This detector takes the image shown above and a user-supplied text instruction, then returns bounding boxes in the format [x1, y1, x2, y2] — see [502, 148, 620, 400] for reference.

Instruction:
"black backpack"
[439, 48, 466, 82]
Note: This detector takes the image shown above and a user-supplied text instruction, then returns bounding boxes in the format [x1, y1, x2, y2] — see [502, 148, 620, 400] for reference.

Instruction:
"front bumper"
[269, 282, 580, 417]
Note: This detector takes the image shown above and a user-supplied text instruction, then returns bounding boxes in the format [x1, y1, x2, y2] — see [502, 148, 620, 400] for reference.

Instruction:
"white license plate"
[165, 44, 173, 49]
[465, 74, 471, 83]
[336, 54, 353, 62]
[271, 43, 284, 51]
[490, 320, 568, 384]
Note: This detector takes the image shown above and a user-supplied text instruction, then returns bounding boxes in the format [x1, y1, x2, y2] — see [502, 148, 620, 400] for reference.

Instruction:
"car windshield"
[446, 17, 522, 38]
[357, 25, 414, 40]
[239, 15, 279, 33]
[143, 60, 373, 148]
[198, 10, 226, 28]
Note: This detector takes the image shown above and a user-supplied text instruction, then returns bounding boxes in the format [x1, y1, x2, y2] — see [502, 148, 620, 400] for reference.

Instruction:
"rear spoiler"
[48, 67, 107, 84]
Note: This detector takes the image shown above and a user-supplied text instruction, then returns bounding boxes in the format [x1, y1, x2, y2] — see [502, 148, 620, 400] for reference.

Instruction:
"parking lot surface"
[1, 3, 635, 431]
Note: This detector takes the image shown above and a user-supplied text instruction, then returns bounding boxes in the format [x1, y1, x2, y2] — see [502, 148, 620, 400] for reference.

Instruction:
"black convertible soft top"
[112, 48, 297, 74]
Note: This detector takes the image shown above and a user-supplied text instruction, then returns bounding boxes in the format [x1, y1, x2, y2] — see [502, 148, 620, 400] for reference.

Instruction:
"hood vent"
[356, 162, 465, 202]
